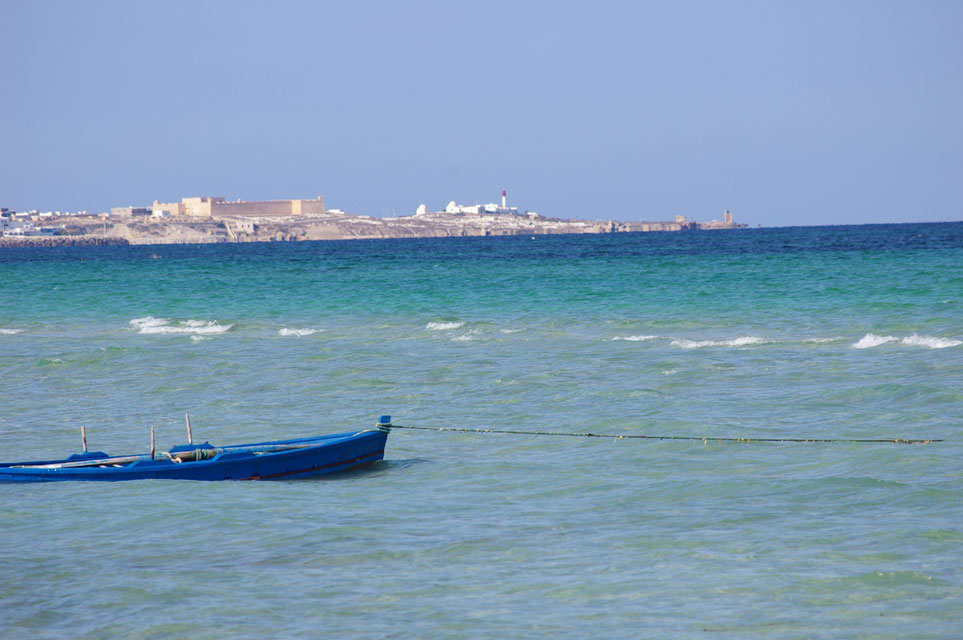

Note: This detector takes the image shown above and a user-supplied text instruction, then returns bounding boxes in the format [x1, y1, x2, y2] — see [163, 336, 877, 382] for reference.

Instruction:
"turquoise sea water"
[1, 223, 961, 638]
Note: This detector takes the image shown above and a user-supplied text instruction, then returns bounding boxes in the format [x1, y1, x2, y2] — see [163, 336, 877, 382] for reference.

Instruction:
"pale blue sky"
[2, 0, 961, 226]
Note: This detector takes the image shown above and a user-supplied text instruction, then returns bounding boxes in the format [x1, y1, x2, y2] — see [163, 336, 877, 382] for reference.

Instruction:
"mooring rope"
[389, 424, 939, 445]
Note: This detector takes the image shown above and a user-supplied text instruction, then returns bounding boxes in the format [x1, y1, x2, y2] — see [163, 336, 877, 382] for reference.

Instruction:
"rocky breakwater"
[0, 235, 129, 247]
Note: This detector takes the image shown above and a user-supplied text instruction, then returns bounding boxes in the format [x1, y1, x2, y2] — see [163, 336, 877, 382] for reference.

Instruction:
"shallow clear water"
[1, 223, 961, 638]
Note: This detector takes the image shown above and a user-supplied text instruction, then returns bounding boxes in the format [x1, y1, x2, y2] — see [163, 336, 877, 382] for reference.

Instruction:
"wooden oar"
[17, 454, 153, 469]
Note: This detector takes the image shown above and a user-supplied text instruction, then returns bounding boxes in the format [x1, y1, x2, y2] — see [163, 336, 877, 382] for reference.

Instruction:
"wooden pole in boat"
[150, 425, 155, 460]
[185, 413, 193, 444]
[81, 425, 88, 453]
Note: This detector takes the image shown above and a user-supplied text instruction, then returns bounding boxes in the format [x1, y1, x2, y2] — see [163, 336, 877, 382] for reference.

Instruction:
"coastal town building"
[698, 210, 742, 230]
[2, 222, 58, 237]
[111, 206, 152, 217]
[233, 219, 256, 233]
[151, 196, 325, 218]
[1, 206, 63, 236]
[418, 190, 524, 217]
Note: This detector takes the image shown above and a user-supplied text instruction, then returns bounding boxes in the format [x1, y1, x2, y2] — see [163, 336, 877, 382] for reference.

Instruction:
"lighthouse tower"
[501, 190, 507, 210]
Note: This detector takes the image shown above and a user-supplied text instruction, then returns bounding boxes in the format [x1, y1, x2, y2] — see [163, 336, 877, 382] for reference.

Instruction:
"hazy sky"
[2, 0, 961, 226]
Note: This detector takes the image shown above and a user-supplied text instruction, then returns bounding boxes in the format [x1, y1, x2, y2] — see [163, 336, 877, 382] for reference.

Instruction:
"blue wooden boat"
[0, 416, 391, 483]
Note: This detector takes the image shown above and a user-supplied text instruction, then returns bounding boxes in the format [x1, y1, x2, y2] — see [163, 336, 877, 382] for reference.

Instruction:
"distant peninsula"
[1, 193, 746, 246]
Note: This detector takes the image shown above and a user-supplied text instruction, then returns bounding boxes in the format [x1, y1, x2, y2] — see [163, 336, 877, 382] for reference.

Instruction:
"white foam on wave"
[130, 316, 233, 336]
[499, 328, 523, 334]
[612, 335, 657, 342]
[426, 321, 465, 331]
[671, 336, 766, 349]
[900, 334, 961, 349]
[852, 334, 898, 349]
[130, 316, 167, 330]
[279, 328, 323, 337]
[452, 329, 481, 342]
[852, 333, 960, 349]
[0, 329, 24, 335]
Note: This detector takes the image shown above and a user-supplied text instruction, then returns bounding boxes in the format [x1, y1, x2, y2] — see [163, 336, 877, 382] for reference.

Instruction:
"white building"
[2, 223, 56, 237]
[441, 190, 519, 216]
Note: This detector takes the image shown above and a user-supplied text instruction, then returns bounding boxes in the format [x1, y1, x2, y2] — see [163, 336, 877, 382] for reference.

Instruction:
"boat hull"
[0, 429, 388, 482]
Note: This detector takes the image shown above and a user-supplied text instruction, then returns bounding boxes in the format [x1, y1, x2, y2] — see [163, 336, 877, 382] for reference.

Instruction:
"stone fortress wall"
[151, 196, 325, 218]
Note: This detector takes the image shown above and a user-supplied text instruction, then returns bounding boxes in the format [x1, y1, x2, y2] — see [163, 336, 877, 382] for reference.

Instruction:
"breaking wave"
[426, 321, 465, 331]
[611, 335, 657, 342]
[0, 329, 24, 335]
[451, 329, 484, 342]
[129, 316, 233, 336]
[671, 336, 766, 349]
[901, 334, 962, 349]
[852, 333, 898, 349]
[854, 333, 961, 349]
[279, 328, 323, 337]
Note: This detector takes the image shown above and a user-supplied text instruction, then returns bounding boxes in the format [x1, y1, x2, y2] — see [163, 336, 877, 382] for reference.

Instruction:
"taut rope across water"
[389, 424, 940, 445]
